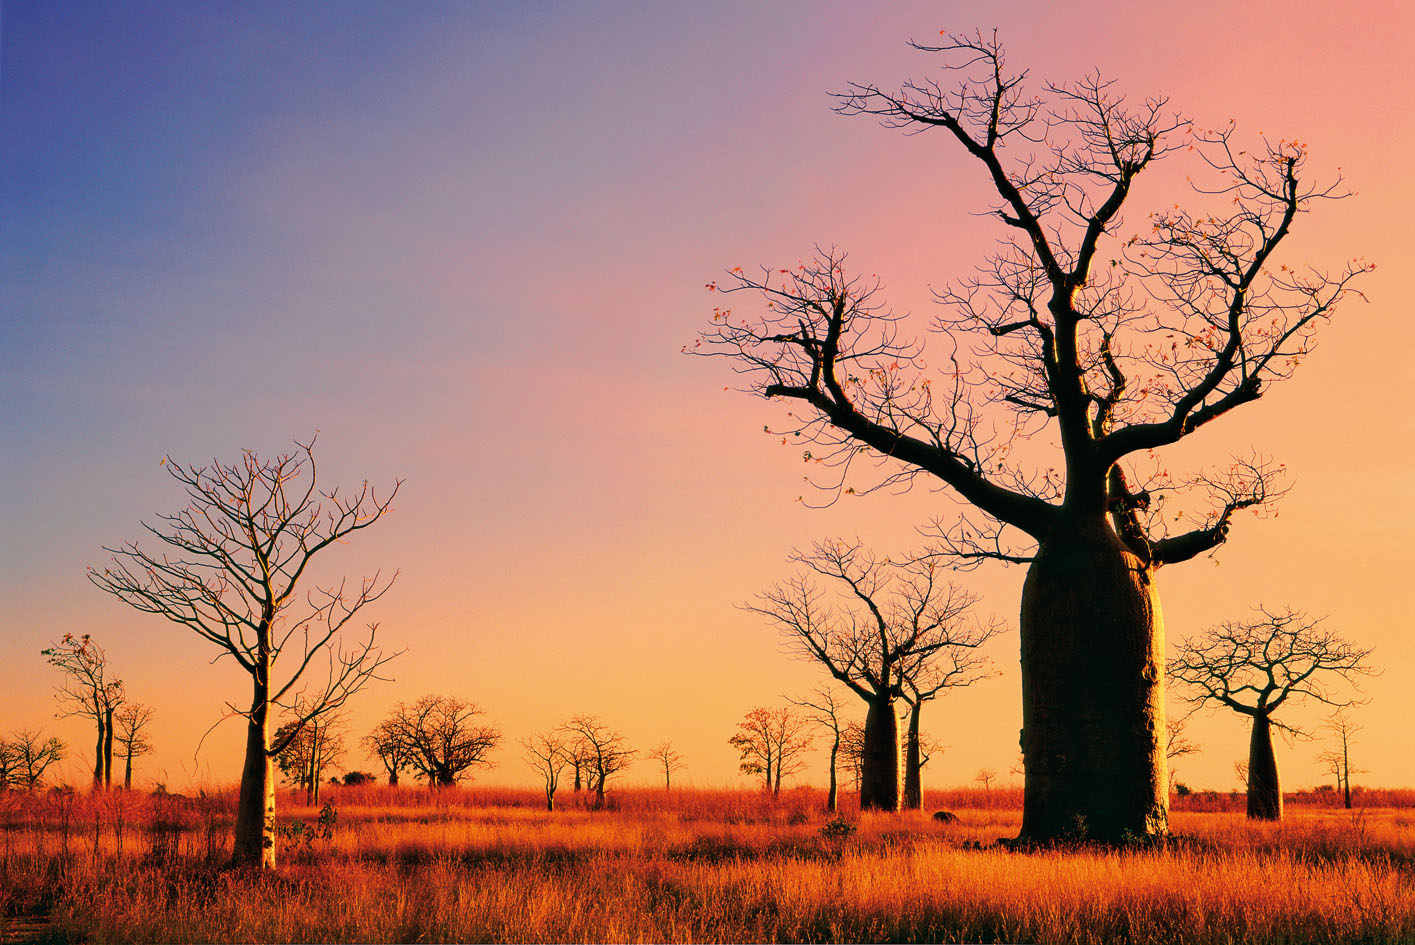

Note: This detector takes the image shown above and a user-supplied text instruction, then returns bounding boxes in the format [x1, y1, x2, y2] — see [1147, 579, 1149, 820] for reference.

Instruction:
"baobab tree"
[646, 741, 686, 791]
[522, 731, 571, 811]
[560, 715, 634, 810]
[88, 439, 400, 868]
[788, 685, 847, 812]
[42, 633, 124, 790]
[113, 703, 155, 790]
[1168, 606, 1375, 820]
[728, 705, 814, 796]
[1318, 710, 1364, 809]
[746, 540, 998, 810]
[695, 33, 1369, 841]
[274, 706, 347, 805]
[7, 730, 65, 792]
[363, 715, 414, 786]
[396, 696, 501, 787]
[898, 638, 999, 810]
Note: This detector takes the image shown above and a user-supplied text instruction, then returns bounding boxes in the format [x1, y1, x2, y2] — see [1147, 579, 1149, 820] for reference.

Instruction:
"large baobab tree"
[113, 703, 155, 790]
[696, 33, 1369, 841]
[728, 705, 815, 796]
[788, 685, 847, 812]
[560, 715, 634, 810]
[395, 696, 501, 787]
[89, 440, 400, 868]
[747, 540, 998, 811]
[42, 634, 124, 790]
[1168, 606, 1375, 820]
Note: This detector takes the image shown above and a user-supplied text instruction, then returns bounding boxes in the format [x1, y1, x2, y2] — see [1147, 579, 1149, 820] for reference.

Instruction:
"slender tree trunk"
[902, 701, 923, 811]
[1019, 521, 1168, 842]
[573, 761, 582, 792]
[124, 748, 133, 790]
[92, 716, 105, 790]
[1247, 712, 1282, 821]
[860, 693, 899, 811]
[827, 735, 839, 814]
[103, 707, 114, 789]
[232, 679, 276, 868]
[1341, 736, 1352, 809]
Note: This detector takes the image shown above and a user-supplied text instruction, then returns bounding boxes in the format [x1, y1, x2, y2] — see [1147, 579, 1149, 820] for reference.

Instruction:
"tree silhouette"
[393, 696, 501, 787]
[898, 638, 999, 810]
[88, 439, 400, 867]
[274, 704, 347, 805]
[363, 714, 414, 786]
[696, 32, 1368, 841]
[728, 705, 814, 796]
[560, 715, 634, 810]
[646, 741, 686, 791]
[7, 729, 65, 792]
[788, 685, 847, 812]
[42, 634, 124, 790]
[1317, 710, 1364, 809]
[522, 731, 571, 811]
[113, 703, 155, 790]
[1168, 606, 1375, 820]
[747, 540, 998, 810]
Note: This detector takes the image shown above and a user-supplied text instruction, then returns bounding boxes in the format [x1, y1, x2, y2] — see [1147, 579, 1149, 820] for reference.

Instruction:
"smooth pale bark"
[1247, 712, 1282, 820]
[1019, 522, 1168, 842]
[232, 683, 276, 869]
[860, 695, 899, 811]
[902, 702, 923, 811]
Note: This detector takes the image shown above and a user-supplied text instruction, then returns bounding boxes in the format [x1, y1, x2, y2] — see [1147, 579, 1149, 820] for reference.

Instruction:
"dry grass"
[2, 784, 1413, 943]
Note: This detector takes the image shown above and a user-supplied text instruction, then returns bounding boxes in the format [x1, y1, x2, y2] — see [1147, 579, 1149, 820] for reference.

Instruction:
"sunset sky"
[3, 1, 1413, 796]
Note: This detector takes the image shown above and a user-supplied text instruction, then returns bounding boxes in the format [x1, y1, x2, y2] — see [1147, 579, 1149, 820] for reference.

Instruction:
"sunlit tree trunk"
[232, 675, 276, 868]
[902, 702, 923, 811]
[1247, 712, 1281, 821]
[1019, 522, 1167, 843]
[860, 694, 899, 811]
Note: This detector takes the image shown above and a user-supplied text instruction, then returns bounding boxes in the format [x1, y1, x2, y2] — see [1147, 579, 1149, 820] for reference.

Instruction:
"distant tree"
[9, 729, 65, 792]
[560, 715, 634, 810]
[839, 721, 865, 791]
[729, 705, 814, 796]
[898, 635, 1000, 810]
[363, 714, 414, 786]
[1164, 715, 1198, 787]
[1317, 710, 1365, 810]
[697, 32, 1369, 842]
[397, 696, 501, 787]
[646, 741, 686, 791]
[274, 705, 347, 805]
[975, 768, 998, 791]
[1169, 606, 1376, 820]
[746, 540, 998, 811]
[88, 439, 400, 868]
[112, 703, 155, 790]
[341, 771, 376, 786]
[522, 731, 571, 811]
[789, 685, 848, 812]
[0, 739, 19, 790]
[42, 633, 124, 790]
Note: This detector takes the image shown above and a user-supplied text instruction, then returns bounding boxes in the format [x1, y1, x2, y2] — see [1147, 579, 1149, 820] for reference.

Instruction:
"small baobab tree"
[746, 540, 997, 811]
[363, 715, 413, 786]
[646, 741, 686, 791]
[897, 631, 1000, 810]
[789, 685, 848, 812]
[522, 731, 571, 811]
[42, 633, 124, 790]
[396, 696, 501, 787]
[88, 439, 400, 868]
[112, 703, 155, 790]
[560, 715, 634, 810]
[274, 705, 347, 805]
[975, 768, 999, 792]
[695, 32, 1369, 841]
[8, 730, 65, 792]
[1317, 710, 1365, 810]
[728, 705, 814, 796]
[1168, 606, 1375, 820]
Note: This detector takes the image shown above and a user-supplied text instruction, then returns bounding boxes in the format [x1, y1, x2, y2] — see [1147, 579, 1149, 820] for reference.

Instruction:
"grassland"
[3, 784, 1414, 943]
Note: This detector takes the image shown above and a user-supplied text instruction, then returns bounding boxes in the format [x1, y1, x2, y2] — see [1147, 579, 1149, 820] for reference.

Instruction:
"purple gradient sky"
[3, 1, 1413, 793]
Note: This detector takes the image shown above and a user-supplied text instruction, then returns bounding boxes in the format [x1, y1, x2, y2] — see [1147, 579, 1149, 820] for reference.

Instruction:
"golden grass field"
[2, 784, 1414, 943]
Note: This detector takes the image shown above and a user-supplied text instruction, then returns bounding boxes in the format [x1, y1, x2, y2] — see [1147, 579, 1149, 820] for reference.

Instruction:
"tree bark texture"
[1247, 712, 1282, 821]
[232, 687, 276, 868]
[860, 694, 899, 811]
[902, 702, 923, 811]
[1019, 522, 1168, 842]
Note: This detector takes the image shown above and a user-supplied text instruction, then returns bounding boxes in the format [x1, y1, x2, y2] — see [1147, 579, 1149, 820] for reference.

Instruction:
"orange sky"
[3, 1, 1413, 796]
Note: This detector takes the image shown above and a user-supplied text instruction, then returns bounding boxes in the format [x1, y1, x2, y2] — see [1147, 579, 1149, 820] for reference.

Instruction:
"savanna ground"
[2, 784, 1414, 944]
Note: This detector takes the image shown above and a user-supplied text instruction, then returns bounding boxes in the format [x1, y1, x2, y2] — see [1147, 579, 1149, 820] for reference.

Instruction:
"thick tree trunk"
[1019, 521, 1168, 842]
[92, 718, 105, 790]
[860, 693, 899, 811]
[1247, 712, 1282, 821]
[103, 707, 114, 789]
[232, 685, 276, 868]
[827, 737, 839, 814]
[902, 701, 923, 811]
[388, 766, 399, 787]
